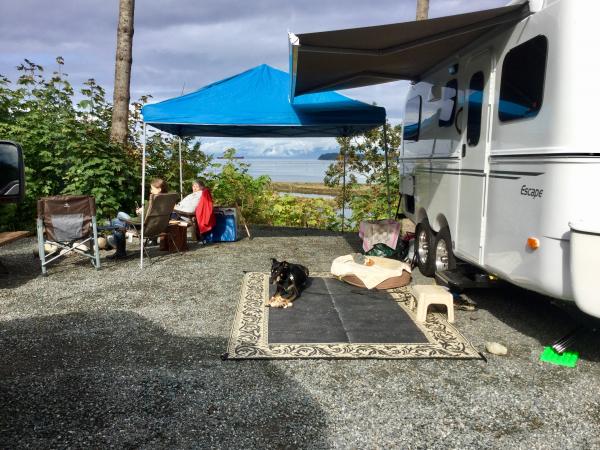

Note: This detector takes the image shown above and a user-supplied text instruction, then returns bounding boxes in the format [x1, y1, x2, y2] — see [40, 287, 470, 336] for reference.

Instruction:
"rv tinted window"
[403, 95, 421, 141]
[499, 35, 547, 122]
[467, 71, 484, 147]
[439, 79, 458, 128]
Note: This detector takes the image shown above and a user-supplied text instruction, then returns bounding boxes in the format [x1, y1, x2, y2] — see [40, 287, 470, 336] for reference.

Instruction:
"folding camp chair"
[36, 195, 101, 276]
[127, 192, 179, 260]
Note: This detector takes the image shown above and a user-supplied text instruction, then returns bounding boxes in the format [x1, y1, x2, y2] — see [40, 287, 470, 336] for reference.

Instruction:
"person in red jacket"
[195, 183, 216, 239]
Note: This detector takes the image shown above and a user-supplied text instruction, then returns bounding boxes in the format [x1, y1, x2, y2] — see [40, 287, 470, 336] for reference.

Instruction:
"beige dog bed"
[331, 255, 412, 290]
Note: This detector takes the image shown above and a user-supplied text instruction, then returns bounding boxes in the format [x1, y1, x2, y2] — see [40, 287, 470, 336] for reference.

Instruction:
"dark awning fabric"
[142, 64, 385, 138]
[289, 2, 530, 97]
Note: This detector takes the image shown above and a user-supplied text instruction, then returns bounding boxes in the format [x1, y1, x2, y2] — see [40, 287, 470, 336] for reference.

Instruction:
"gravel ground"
[1, 227, 599, 449]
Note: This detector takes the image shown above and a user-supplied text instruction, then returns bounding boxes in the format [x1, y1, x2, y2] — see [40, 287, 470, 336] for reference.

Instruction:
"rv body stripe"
[415, 167, 543, 179]
[490, 170, 544, 176]
[490, 153, 600, 159]
[417, 168, 485, 177]
[401, 156, 460, 161]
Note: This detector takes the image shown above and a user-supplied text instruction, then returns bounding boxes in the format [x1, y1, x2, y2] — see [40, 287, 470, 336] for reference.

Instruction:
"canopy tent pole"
[178, 137, 183, 200]
[383, 122, 392, 218]
[140, 123, 147, 269]
[341, 146, 347, 233]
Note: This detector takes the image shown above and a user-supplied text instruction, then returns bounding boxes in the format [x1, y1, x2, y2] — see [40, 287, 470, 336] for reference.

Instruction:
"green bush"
[0, 58, 210, 230]
[0, 59, 140, 229]
[325, 122, 402, 230]
[208, 149, 340, 230]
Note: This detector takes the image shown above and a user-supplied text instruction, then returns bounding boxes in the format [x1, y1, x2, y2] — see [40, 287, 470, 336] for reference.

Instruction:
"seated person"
[172, 179, 204, 220]
[195, 182, 216, 240]
[109, 178, 168, 259]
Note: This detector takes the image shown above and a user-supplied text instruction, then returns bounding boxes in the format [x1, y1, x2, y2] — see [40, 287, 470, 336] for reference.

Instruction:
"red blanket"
[195, 188, 216, 234]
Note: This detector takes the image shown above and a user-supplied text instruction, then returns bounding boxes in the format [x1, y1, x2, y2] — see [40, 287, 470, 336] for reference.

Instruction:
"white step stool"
[411, 285, 455, 323]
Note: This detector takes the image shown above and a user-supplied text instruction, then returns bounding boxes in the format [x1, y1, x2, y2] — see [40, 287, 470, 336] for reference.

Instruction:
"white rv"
[289, 0, 600, 318]
[399, 0, 600, 318]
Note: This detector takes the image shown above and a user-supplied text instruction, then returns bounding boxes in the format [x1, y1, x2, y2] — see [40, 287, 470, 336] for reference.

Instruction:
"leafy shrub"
[0, 58, 210, 230]
[325, 123, 402, 230]
[208, 149, 340, 230]
[0, 59, 140, 228]
[208, 148, 274, 224]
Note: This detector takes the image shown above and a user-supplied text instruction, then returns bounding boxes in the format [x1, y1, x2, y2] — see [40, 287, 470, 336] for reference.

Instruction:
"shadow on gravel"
[469, 284, 600, 362]
[0, 311, 328, 448]
[251, 225, 344, 238]
[0, 252, 40, 289]
[250, 225, 363, 253]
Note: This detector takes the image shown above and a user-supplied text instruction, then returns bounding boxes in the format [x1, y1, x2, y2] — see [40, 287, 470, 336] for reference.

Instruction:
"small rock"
[485, 341, 508, 356]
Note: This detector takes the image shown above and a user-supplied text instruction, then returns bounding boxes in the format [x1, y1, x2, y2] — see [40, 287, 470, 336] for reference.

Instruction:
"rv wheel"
[415, 220, 436, 277]
[434, 227, 456, 272]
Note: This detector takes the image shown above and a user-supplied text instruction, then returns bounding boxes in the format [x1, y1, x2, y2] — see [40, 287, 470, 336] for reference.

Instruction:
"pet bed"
[331, 255, 412, 290]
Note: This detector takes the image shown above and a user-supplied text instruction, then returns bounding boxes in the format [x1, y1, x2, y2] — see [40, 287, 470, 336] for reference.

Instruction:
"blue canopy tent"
[142, 64, 385, 137]
[138, 64, 388, 267]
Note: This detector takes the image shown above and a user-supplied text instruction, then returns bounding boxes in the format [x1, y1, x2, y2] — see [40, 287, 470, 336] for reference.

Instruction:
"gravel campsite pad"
[1, 227, 600, 448]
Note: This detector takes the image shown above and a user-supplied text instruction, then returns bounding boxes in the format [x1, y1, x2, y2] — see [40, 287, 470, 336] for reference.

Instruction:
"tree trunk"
[416, 0, 429, 21]
[110, 0, 135, 145]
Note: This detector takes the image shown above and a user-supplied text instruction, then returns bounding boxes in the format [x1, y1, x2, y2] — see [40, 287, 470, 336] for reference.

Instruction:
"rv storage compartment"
[569, 221, 600, 317]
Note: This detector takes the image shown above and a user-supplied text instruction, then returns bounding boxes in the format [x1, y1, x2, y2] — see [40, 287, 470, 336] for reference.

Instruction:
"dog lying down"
[267, 258, 309, 308]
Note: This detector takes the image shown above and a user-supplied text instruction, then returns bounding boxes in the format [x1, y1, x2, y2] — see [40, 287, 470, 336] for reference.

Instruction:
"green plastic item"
[539, 346, 579, 368]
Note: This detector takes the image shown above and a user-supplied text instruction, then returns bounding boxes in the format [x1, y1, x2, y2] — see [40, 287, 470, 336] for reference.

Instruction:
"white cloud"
[200, 137, 338, 158]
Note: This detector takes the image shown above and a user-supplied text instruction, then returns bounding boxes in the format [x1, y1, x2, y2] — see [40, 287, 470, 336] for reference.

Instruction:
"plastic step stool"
[411, 284, 454, 323]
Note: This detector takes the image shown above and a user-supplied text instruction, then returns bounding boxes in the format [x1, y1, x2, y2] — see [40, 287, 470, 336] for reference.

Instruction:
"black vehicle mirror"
[0, 141, 25, 203]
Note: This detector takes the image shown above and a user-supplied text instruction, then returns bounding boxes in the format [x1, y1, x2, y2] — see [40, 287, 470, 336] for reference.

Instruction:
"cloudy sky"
[1, 0, 506, 158]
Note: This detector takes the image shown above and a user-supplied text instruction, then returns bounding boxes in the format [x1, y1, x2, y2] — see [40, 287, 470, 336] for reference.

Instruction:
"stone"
[485, 341, 508, 356]
[44, 243, 58, 254]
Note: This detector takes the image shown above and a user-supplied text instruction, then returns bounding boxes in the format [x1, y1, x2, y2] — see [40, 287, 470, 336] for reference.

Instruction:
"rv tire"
[434, 226, 456, 272]
[415, 219, 436, 277]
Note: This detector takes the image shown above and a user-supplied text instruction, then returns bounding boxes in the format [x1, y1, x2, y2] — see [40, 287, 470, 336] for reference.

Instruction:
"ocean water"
[211, 158, 366, 183]
[244, 158, 332, 182]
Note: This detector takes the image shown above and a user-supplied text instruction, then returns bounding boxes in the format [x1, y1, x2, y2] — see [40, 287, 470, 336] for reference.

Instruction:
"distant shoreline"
[271, 182, 368, 196]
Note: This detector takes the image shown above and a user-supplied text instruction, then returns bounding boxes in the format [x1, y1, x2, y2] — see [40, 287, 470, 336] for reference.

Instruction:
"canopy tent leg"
[140, 123, 147, 269]
[383, 122, 392, 219]
[178, 137, 183, 200]
[341, 148, 346, 233]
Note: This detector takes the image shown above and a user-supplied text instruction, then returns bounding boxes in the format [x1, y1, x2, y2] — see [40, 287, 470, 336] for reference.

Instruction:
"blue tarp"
[142, 64, 386, 138]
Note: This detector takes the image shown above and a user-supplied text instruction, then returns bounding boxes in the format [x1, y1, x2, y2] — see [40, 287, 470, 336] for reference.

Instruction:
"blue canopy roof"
[142, 64, 386, 138]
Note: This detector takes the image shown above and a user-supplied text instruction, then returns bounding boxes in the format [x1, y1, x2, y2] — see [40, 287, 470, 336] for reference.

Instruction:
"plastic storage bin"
[205, 207, 240, 242]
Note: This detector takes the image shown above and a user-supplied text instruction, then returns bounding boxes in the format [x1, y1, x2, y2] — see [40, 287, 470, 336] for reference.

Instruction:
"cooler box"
[205, 207, 240, 242]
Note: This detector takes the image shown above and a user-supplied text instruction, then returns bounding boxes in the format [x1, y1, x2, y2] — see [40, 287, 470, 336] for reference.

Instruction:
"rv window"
[403, 95, 422, 142]
[499, 35, 548, 122]
[439, 79, 457, 128]
[467, 72, 484, 147]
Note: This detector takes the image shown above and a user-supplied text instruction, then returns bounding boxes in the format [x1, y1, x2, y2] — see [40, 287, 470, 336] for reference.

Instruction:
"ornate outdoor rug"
[224, 272, 481, 360]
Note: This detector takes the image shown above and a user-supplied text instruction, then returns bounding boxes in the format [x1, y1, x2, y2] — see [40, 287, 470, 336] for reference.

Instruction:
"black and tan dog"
[267, 258, 310, 308]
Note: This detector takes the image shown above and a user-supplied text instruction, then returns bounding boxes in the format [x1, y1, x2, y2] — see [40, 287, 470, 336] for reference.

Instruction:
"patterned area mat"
[225, 272, 482, 360]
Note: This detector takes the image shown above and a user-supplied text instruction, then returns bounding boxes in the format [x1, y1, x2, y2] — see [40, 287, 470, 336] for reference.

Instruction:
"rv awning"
[289, 2, 531, 97]
[142, 64, 386, 138]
